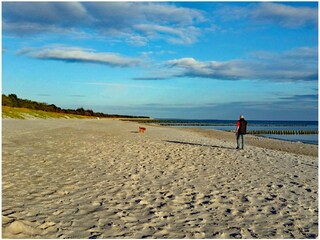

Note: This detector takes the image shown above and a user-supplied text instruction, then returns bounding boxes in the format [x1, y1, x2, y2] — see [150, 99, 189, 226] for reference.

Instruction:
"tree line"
[2, 94, 150, 119]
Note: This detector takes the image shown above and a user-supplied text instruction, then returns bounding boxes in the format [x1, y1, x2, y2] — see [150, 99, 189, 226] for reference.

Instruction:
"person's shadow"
[165, 140, 234, 150]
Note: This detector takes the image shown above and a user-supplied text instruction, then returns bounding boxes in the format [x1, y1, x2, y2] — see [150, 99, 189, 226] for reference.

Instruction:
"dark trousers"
[236, 134, 244, 149]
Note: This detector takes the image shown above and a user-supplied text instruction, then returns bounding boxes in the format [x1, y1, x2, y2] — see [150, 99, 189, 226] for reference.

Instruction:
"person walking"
[236, 115, 247, 149]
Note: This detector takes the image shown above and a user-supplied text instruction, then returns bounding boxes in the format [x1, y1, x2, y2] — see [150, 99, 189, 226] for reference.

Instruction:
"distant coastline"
[2, 94, 150, 119]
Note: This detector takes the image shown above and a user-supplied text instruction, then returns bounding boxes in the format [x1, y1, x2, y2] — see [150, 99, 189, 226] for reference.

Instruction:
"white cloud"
[139, 47, 318, 82]
[134, 24, 200, 44]
[84, 2, 204, 26]
[17, 47, 142, 68]
[3, 2, 205, 45]
[86, 82, 155, 89]
[251, 3, 318, 28]
[126, 35, 149, 47]
[217, 2, 317, 28]
[3, 2, 88, 26]
[167, 58, 254, 80]
[135, 24, 185, 37]
[3, 22, 76, 36]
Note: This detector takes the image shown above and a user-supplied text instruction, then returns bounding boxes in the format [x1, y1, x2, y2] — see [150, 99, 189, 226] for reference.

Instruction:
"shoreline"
[176, 125, 318, 145]
[257, 133, 318, 145]
[145, 123, 318, 157]
[128, 118, 318, 147]
[2, 119, 318, 238]
[185, 127, 318, 157]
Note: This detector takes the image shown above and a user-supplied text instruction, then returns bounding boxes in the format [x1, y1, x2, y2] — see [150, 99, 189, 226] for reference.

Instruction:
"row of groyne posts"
[125, 120, 318, 135]
[230, 129, 318, 135]
[157, 123, 318, 135]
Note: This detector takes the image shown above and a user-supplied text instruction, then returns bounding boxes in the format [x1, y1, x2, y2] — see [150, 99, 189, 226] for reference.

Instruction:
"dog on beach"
[139, 127, 146, 133]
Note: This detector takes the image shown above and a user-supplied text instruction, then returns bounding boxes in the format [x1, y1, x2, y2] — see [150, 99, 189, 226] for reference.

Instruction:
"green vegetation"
[2, 94, 150, 119]
[2, 106, 91, 119]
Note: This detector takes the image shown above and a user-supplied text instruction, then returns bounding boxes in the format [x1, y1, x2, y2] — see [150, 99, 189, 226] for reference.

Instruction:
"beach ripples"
[2, 119, 318, 238]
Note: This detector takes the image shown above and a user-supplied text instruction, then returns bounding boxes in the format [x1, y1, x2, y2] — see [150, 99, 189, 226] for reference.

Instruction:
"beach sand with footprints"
[2, 119, 318, 238]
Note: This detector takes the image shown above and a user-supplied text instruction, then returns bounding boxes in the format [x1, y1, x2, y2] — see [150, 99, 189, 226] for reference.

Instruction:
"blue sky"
[2, 1, 318, 120]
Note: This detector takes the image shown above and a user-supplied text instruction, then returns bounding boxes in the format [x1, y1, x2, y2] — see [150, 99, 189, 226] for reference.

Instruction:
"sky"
[2, 1, 318, 120]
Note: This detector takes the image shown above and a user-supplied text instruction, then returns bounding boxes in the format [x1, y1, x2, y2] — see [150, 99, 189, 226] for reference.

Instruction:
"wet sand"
[2, 119, 318, 238]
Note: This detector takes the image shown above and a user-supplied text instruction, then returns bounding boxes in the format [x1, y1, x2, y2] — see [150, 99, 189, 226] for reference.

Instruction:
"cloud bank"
[280, 94, 318, 101]
[251, 2, 318, 28]
[145, 47, 318, 82]
[218, 2, 318, 28]
[17, 47, 141, 68]
[3, 2, 205, 45]
[5, 2, 316, 46]
[93, 94, 318, 120]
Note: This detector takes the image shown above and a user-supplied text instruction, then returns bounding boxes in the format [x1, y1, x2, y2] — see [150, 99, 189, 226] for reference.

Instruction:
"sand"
[2, 119, 318, 238]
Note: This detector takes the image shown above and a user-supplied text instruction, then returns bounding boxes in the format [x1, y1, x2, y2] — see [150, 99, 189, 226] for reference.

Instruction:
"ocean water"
[261, 134, 318, 145]
[157, 119, 318, 145]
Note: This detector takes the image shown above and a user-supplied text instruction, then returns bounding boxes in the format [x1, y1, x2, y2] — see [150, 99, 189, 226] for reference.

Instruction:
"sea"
[157, 119, 318, 145]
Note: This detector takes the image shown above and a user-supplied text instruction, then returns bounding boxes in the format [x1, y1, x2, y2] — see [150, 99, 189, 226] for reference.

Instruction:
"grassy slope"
[2, 106, 94, 119]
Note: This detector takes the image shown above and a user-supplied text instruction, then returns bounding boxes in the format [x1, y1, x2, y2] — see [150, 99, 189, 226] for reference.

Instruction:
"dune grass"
[2, 106, 94, 119]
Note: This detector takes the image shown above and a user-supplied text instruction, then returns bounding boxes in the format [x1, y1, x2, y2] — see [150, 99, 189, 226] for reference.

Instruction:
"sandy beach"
[2, 118, 318, 238]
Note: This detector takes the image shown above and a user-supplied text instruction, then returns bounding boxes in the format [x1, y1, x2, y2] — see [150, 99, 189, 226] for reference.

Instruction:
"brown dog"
[139, 127, 146, 133]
